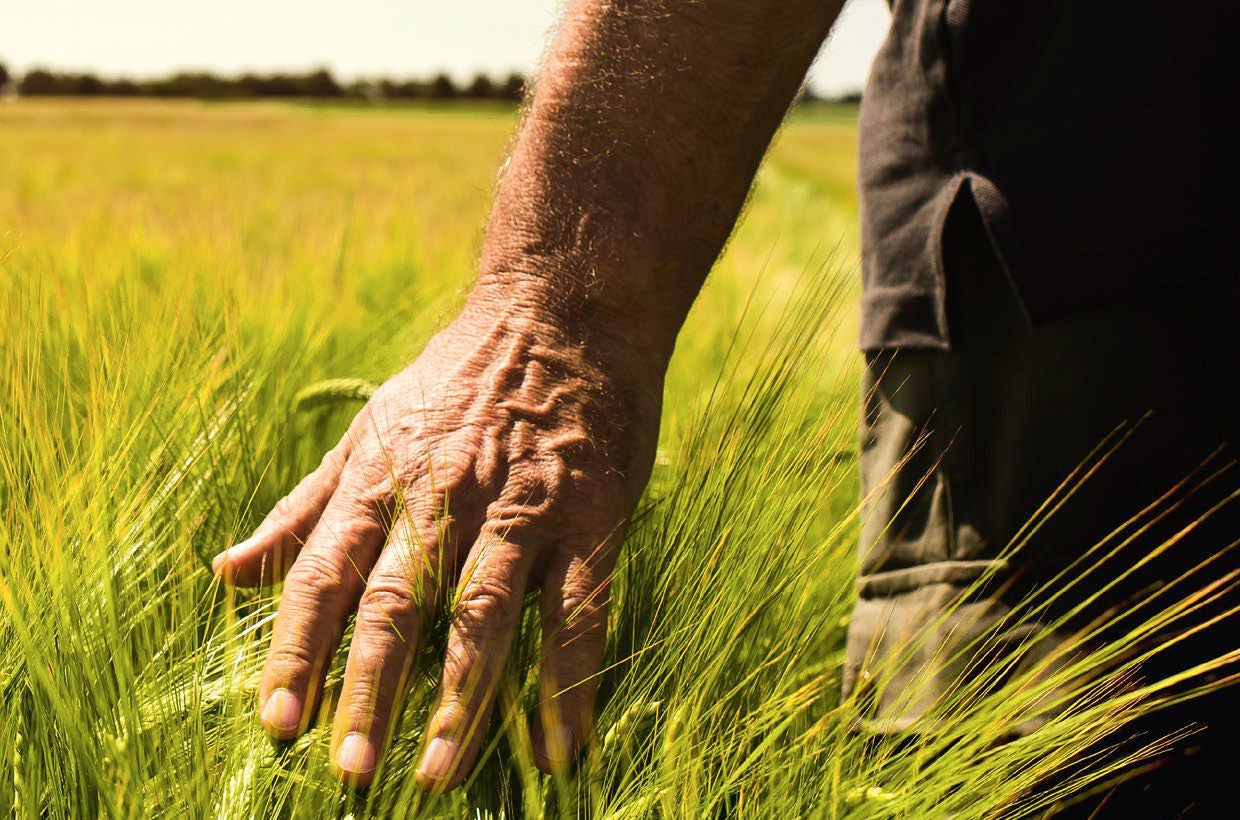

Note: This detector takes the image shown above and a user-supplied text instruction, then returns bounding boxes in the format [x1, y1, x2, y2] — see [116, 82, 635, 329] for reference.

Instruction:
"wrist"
[467, 264, 685, 376]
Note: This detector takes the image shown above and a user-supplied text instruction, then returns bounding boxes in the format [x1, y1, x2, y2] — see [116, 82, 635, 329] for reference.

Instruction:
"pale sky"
[2, 0, 891, 97]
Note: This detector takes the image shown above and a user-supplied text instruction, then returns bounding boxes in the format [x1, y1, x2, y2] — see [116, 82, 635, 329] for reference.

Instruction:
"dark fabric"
[844, 195, 1240, 816]
[858, 0, 1240, 351]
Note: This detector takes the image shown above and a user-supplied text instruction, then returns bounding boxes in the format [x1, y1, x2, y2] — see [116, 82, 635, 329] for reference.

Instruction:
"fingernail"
[261, 688, 302, 735]
[548, 724, 576, 763]
[418, 736, 457, 781]
[336, 732, 377, 775]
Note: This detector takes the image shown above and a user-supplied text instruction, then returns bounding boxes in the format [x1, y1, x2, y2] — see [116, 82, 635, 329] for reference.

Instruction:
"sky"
[2, 0, 891, 97]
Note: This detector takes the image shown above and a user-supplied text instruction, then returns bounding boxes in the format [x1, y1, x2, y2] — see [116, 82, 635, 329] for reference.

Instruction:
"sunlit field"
[2, 100, 1232, 818]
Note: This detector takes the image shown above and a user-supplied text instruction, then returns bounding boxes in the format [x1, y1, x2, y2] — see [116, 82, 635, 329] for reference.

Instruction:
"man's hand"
[215, 0, 839, 791]
[214, 294, 662, 788]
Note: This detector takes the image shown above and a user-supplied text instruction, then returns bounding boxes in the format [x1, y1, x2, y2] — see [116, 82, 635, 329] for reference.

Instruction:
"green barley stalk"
[292, 378, 380, 412]
[3, 105, 1236, 819]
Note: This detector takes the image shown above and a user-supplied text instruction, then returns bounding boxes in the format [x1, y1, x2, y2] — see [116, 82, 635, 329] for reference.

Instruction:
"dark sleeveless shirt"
[857, 0, 1240, 351]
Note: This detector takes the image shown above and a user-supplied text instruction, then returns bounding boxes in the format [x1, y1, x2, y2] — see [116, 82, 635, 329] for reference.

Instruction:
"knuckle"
[429, 698, 472, 735]
[431, 674, 498, 745]
[559, 592, 608, 630]
[354, 474, 396, 513]
[411, 435, 475, 481]
[553, 592, 608, 645]
[340, 490, 392, 531]
[321, 442, 349, 471]
[266, 642, 319, 677]
[398, 489, 448, 525]
[340, 681, 393, 723]
[260, 494, 297, 534]
[453, 580, 521, 633]
[440, 641, 470, 683]
[358, 580, 423, 627]
[393, 520, 451, 566]
[286, 550, 347, 598]
[271, 493, 296, 519]
[264, 448, 349, 530]
[341, 447, 396, 501]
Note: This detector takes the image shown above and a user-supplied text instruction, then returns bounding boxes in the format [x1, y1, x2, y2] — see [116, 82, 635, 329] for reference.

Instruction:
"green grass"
[0, 100, 1234, 818]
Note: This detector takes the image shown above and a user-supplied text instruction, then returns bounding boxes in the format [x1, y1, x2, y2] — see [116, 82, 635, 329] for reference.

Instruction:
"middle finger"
[330, 508, 458, 785]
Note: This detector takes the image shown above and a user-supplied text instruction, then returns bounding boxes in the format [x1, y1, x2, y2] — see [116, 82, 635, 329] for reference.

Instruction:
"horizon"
[2, 0, 890, 97]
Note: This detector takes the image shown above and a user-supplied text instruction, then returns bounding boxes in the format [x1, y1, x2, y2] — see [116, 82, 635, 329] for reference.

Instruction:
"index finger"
[257, 481, 387, 739]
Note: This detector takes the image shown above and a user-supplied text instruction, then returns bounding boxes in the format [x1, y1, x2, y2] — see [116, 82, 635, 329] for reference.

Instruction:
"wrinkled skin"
[212, 0, 838, 788]
[213, 296, 663, 788]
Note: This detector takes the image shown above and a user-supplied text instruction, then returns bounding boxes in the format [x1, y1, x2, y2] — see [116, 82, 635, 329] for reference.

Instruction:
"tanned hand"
[214, 0, 841, 791]
[215, 289, 659, 786]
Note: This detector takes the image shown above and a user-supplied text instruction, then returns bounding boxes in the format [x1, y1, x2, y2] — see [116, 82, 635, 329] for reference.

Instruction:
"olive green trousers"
[845, 197, 1240, 817]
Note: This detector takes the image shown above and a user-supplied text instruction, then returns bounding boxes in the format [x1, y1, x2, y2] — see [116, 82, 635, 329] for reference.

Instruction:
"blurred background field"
[0, 98, 863, 401]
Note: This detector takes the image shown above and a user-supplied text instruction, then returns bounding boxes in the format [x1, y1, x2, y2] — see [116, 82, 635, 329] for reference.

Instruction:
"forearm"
[469, 0, 842, 367]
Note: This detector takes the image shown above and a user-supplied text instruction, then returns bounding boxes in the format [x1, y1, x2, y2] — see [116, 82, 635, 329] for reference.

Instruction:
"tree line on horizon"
[0, 62, 526, 102]
[0, 61, 862, 106]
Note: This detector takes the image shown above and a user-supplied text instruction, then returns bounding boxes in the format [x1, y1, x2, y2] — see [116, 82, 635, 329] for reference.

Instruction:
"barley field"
[0, 100, 1227, 818]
